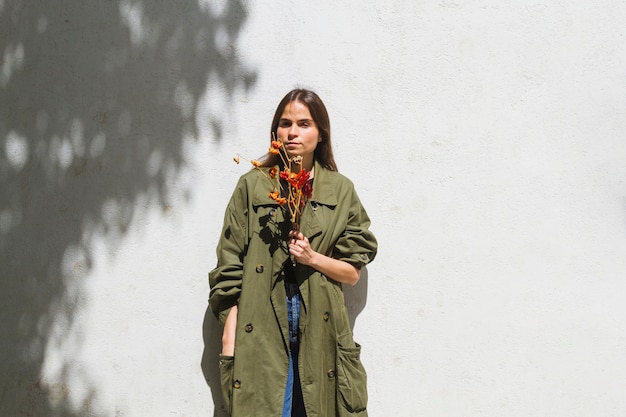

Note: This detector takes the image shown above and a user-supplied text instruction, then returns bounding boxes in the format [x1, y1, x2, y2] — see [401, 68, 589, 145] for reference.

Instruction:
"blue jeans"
[282, 283, 306, 417]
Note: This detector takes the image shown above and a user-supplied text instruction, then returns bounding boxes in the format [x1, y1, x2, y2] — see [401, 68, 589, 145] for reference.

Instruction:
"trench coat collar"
[251, 167, 281, 207]
[301, 160, 338, 243]
[310, 160, 338, 207]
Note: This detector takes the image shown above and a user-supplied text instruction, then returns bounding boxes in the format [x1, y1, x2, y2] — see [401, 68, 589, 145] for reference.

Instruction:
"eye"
[279, 120, 291, 128]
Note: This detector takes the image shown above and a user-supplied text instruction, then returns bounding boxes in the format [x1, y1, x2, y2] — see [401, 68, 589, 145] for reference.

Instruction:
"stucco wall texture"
[2, 1, 626, 416]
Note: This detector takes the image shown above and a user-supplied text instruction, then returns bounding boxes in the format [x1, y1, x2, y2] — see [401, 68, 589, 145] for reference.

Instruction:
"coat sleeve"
[332, 184, 378, 271]
[208, 177, 248, 326]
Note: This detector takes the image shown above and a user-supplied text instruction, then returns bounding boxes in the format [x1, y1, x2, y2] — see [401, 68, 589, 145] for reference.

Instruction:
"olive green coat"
[209, 161, 377, 417]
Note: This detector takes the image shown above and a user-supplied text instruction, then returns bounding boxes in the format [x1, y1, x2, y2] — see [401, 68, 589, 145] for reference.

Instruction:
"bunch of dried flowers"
[234, 136, 313, 231]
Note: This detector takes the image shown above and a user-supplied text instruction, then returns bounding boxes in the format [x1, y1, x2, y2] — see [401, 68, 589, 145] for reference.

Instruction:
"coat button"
[322, 312, 330, 321]
[244, 323, 253, 333]
[233, 380, 241, 389]
[256, 264, 264, 273]
[327, 369, 335, 379]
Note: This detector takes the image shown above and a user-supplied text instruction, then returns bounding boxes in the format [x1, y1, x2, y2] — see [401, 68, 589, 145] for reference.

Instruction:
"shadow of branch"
[0, 1, 256, 415]
[344, 267, 369, 331]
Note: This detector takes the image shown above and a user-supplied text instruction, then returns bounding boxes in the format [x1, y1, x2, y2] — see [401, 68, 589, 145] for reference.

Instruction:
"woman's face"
[276, 100, 320, 168]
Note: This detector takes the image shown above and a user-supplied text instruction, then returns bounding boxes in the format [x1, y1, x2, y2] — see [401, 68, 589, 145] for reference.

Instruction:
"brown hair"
[260, 89, 337, 171]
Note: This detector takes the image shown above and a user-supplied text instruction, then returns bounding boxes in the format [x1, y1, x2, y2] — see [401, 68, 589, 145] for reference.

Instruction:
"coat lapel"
[253, 162, 340, 353]
[301, 161, 337, 251]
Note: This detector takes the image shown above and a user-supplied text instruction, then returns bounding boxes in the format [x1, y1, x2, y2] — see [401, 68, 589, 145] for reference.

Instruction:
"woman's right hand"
[221, 305, 238, 356]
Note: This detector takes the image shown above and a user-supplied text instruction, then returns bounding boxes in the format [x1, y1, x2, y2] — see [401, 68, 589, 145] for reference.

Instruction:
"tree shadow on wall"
[0, 1, 255, 416]
[344, 267, 369, 331]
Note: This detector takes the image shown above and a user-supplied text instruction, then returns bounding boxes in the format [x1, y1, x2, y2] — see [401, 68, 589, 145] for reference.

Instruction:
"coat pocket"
[336, 343, 368, 415]
[218, 354, 235, 415]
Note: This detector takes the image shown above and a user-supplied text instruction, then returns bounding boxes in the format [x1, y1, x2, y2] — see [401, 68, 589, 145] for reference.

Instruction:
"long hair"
[260, 89, 337, 171]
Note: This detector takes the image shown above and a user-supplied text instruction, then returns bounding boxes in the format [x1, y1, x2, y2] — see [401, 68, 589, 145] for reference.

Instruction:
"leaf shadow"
[0, 1, 256, 415]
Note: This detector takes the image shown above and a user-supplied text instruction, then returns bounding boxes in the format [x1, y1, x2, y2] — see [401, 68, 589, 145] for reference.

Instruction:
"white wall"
[2, 1, 626, 416]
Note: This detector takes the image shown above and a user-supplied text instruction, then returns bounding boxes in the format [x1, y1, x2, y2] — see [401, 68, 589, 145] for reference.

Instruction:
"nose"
[288, 124, 298, 139]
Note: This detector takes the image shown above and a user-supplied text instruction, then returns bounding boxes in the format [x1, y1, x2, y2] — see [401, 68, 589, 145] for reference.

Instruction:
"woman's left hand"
[289, 231, 317, 266]
[288, 230, 361, 285]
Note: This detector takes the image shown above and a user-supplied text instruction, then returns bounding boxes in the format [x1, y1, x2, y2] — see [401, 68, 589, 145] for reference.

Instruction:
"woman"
[209, 89, 377, 416]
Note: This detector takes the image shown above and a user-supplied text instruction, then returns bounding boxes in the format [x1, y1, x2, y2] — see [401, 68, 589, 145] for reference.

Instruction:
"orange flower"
[281, 169, 311, 189]
[269, 190, 286, 205]
[295, 170, 311, 188]
[268, 147, 280, 155]
[251, 160, 262, 167]
[269, 167, 278, 178]
[233, 155, 240, 164]
[271, 140, 282, 149]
